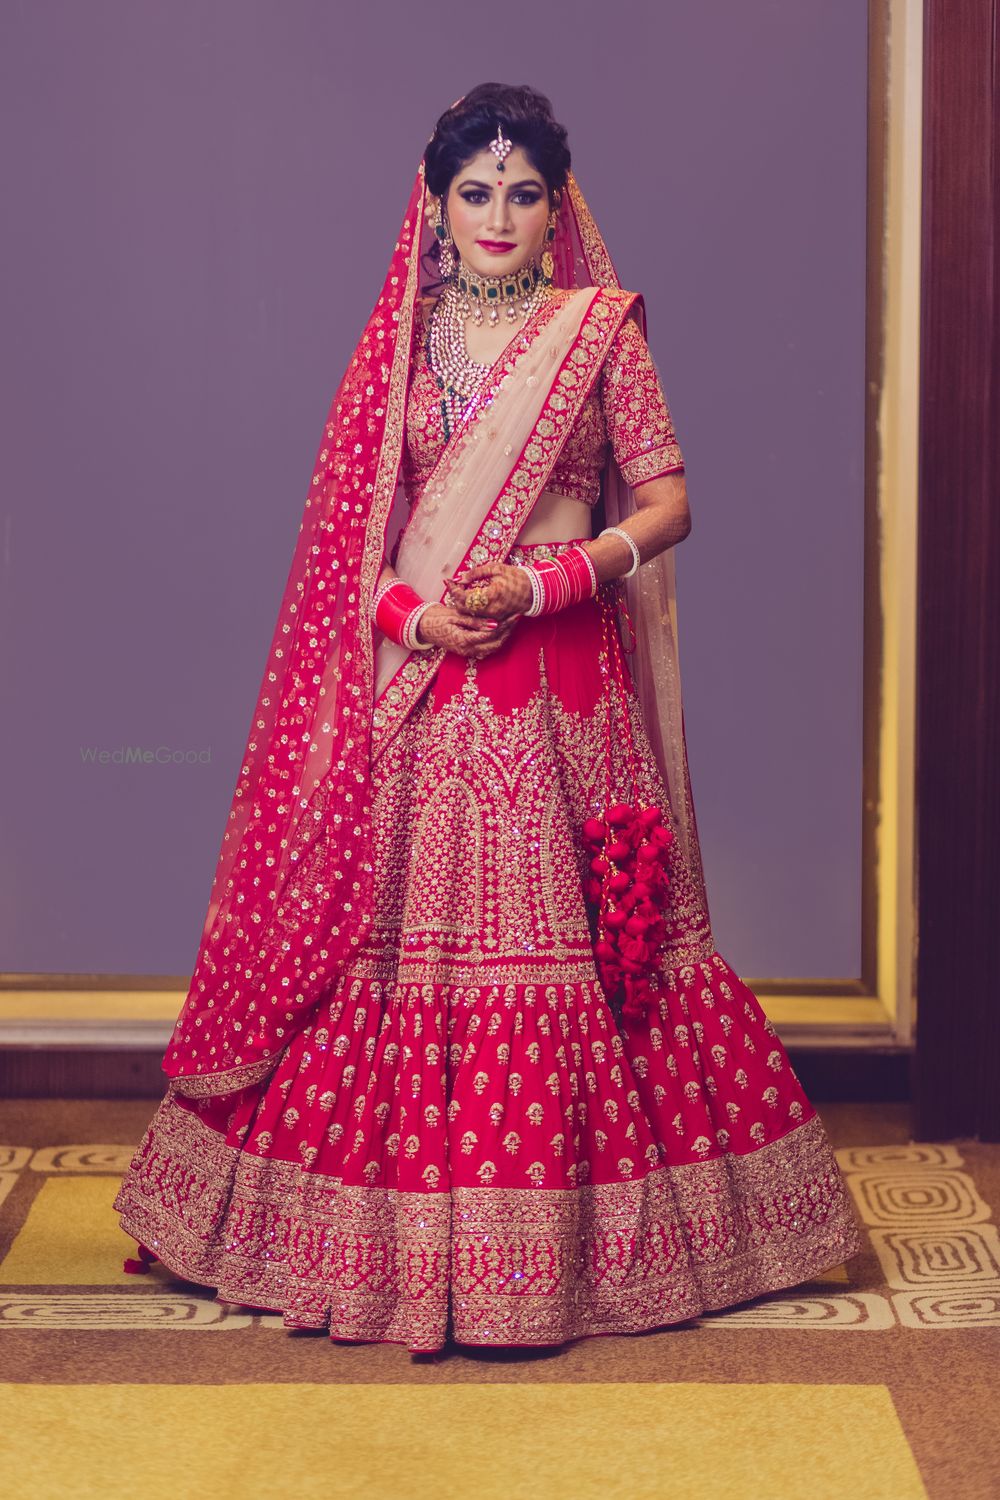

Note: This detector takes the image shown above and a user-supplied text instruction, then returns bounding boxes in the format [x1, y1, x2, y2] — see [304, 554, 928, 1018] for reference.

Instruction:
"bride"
[116, 82, 862, 1353]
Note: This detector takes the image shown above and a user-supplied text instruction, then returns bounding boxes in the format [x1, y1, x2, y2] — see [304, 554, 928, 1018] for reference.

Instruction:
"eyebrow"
[456, 177, 544, 190]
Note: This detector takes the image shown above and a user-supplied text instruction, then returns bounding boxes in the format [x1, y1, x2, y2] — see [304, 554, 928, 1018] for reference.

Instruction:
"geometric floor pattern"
[1, 1101, 999, 1499]
[701, 1143, 1000, 1332]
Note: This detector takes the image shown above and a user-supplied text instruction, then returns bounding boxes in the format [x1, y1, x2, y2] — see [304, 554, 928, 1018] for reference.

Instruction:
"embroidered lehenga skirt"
[116, 539, 863, 1351]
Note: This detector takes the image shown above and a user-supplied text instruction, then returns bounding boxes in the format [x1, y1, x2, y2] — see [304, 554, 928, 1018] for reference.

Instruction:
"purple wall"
[0, 2, 866, 980]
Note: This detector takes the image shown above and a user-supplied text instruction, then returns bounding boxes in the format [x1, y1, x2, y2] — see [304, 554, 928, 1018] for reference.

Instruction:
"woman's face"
[443, 145, 551, 280]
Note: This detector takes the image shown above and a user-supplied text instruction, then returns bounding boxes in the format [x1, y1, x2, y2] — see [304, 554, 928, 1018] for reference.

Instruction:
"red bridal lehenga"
[115, 155, 863, 1351]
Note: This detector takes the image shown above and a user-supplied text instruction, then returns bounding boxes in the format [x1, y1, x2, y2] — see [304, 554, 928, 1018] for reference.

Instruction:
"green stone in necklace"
[454, 258, 546, 327]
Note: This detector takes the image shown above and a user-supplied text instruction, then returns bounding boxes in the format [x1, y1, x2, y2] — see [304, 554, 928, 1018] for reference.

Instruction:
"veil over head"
[164, 140, 705, 1097]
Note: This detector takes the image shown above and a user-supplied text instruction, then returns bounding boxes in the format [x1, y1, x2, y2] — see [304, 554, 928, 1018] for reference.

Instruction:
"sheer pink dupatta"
[555, 175, 707, 911]
[375, 287, 598, 700]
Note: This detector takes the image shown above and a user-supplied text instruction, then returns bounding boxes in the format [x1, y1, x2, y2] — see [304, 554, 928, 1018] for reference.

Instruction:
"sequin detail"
[116, 597, 863, 1348]
[403, 301, 684, 509]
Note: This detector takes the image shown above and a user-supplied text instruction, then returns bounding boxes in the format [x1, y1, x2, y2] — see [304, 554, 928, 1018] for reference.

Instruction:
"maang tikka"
[489, 124, 513, 171]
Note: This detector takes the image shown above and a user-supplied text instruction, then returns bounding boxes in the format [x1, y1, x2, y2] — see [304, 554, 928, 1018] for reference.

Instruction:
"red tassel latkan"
[123, 1242, 159, 1275]
[584, 587, 674, 1021]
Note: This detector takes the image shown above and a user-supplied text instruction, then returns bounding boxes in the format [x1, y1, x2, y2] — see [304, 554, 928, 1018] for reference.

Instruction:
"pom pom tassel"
[583, 806, 673, 1020]
[583, 588, 674, 1022]
[123, 1242, 159, 1275]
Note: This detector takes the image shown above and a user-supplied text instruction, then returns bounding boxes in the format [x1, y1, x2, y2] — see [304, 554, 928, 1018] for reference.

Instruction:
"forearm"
[444, 475, 692, 621]
[584, 474, 691, 585]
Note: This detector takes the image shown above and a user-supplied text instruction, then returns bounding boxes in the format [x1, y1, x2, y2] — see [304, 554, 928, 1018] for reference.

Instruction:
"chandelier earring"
[431, 196, 457, 281]
[541, 202, 558, 285]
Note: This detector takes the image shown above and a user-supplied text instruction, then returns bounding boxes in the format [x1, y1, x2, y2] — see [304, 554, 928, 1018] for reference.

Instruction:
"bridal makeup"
[446, 144, 550, 281]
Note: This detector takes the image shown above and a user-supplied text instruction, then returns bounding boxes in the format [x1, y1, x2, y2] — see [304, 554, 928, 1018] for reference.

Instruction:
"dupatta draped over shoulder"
[165, 157, 705, 1097]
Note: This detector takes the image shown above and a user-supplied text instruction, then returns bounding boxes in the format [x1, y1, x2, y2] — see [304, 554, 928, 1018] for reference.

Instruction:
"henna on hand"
[443, 563, 533, 620]
[416, 602, 518, 659]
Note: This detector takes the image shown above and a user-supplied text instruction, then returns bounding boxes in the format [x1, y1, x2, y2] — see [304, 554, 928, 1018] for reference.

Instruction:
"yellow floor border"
[0, 1382, 926, 1500]
[0, 987, 896, 1035]
[0, 1177, 139, 1287]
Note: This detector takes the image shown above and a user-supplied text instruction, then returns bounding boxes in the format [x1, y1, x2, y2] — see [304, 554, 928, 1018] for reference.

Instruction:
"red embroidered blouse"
[402, 296, 685, 509]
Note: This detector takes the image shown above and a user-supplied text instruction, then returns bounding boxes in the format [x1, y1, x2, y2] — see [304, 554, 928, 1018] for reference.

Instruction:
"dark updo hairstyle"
[423, 83, 572, 206]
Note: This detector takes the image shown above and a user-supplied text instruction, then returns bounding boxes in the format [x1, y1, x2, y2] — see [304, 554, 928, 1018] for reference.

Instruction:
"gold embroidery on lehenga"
[115, 1098, 862, 1350]
[363, 610, 714, 988]
[408, 777, 486, 936]
[125, 227, 867, 1339]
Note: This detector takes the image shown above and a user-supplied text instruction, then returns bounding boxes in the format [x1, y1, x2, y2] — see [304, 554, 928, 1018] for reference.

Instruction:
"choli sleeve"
[599, 312, 684, 487]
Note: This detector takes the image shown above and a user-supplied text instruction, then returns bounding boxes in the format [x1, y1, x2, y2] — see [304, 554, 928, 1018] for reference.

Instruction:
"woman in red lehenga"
[116, 83, 863, 1352]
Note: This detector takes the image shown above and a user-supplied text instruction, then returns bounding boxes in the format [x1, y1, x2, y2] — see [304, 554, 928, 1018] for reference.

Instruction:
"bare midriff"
[512, 490, 593, 546]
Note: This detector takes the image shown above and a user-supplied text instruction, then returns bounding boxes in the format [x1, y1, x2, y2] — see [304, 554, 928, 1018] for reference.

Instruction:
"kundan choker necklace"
[426, 261, 552, 437]
[453, 255, 548, 327]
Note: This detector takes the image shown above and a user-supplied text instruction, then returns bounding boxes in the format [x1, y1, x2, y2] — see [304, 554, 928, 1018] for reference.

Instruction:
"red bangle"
[374, 580, 426, 645]
[533, 544, 597, 615]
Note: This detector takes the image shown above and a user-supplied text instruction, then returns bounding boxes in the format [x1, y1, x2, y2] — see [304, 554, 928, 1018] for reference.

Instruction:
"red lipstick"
[477, 239, 516, 253]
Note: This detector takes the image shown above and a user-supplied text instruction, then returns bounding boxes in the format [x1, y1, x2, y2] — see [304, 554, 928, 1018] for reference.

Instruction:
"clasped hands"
[415, 563, 531, 659]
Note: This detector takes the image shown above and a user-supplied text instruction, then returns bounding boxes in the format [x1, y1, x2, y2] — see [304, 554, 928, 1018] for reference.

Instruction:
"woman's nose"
[486, 199, 514, 234]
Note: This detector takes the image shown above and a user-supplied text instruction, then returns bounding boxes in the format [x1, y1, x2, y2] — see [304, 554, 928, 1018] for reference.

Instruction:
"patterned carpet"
[0, 1100, 997, 1499]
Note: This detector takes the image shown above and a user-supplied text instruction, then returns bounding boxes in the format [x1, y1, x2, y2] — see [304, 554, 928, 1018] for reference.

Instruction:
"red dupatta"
[165, 155, 705, 1097]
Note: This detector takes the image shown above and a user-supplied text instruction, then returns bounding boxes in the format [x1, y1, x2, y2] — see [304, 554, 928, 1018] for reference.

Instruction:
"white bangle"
[599, 525, 641, 579]
[518, 564, 544, 617]
[402, 601, 435, 650]
[577, 544, 599, 598]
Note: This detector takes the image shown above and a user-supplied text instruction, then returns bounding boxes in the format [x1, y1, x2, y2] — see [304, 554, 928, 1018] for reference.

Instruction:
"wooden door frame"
[913, 0, 1000, 1138]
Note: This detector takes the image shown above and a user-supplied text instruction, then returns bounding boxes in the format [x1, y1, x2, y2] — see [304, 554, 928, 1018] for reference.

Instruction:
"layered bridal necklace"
[426, 256, 551, 438]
